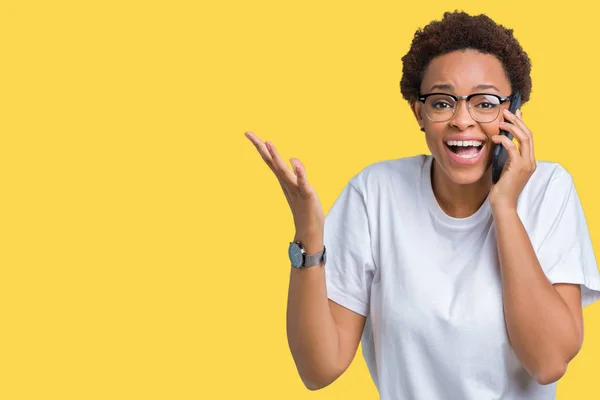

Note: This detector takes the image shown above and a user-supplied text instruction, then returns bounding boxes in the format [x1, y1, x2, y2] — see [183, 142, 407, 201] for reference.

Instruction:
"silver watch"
[288, 241, 326, 269]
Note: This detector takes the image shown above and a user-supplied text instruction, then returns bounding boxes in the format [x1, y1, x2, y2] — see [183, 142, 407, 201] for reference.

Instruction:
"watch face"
[288, 242, 304, 268]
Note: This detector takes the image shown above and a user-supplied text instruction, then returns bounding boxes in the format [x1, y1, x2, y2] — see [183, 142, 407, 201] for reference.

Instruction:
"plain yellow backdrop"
[1, 0, 599, 399]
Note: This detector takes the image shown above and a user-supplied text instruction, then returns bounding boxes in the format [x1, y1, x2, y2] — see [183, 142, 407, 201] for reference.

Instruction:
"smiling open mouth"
[444, 140, 484, 159]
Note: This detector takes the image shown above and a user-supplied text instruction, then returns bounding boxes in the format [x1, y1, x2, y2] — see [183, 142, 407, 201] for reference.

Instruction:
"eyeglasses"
[417, 93, 513, 123]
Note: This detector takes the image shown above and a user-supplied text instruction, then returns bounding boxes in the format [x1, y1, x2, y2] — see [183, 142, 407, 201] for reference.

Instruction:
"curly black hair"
[400, 11, 532, 104]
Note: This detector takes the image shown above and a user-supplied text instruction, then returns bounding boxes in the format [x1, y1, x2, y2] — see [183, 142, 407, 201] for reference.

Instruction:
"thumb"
[290, 158, 310, 190]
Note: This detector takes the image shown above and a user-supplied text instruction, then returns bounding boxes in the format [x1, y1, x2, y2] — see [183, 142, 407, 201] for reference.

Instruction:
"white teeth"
[456, 152, 479, 159]
[445, 140, 483, 147]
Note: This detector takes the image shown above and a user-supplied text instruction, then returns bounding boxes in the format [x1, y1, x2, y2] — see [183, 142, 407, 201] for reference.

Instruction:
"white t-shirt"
[324, 154, 600, 400]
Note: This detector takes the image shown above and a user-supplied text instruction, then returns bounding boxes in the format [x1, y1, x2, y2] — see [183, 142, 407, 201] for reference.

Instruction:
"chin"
[447, 167, 489, 185]
[435, 151, 492, 186]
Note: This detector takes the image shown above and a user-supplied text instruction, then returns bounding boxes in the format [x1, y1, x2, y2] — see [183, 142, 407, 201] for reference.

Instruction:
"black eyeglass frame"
[417, 92, 514, 122]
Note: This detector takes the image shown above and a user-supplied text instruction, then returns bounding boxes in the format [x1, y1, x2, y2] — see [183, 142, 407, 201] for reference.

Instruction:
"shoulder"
[519, 161, 576, 216]
[531, 161, 572, 185]
[524, 161, 574, 197]
[348, 154, 429, 199]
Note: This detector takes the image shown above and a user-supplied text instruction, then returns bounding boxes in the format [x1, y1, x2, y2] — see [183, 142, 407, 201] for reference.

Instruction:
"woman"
[245, 11, 600, 400]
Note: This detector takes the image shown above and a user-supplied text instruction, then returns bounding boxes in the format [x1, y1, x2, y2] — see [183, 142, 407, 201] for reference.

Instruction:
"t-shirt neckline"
[420, 155, 491, 228]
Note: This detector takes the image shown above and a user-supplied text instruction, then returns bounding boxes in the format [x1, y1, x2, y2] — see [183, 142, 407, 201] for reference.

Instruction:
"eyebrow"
[428, 83, 501, 92]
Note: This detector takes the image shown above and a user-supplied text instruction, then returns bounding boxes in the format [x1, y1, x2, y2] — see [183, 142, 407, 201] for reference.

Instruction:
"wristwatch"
[288, 241, 327, 269]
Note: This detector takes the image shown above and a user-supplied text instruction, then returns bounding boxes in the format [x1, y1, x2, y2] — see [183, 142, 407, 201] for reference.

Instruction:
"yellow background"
[1, 0, 599, 398]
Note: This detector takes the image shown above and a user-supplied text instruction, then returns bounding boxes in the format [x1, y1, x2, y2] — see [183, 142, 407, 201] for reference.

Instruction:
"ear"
[410, 99, 425, 131]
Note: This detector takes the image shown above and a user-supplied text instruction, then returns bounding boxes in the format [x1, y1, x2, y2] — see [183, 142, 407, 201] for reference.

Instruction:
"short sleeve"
[536, 171, 600, 308]
[323, 180, 376, 317]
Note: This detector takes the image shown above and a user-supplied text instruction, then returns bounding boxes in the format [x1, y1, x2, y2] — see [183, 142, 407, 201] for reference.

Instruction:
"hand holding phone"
[491, 92, 522, 184]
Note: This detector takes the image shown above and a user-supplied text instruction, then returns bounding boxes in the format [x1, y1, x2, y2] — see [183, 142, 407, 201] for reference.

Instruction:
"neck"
[431, 160, 492, 218]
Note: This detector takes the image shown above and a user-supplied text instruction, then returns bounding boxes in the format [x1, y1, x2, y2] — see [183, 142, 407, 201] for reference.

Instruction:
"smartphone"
[492, 91, 522, 184]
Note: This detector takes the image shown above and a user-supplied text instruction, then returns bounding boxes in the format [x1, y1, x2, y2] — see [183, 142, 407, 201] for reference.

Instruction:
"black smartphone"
[492, 91, 521, 184]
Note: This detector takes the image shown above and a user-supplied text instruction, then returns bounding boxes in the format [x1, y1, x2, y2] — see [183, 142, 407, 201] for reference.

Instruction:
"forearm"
[286, 235, 341, 390]
[493, 207, 581, 384]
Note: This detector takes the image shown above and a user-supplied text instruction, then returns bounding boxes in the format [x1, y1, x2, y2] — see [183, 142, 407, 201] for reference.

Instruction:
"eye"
[474, 101, 498, 109]
[471, 95, 501, 109]
[431, 100, 453, 109]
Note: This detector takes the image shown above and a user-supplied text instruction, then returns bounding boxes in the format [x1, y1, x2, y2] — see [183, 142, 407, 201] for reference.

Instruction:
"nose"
[449, 99, 475, 130]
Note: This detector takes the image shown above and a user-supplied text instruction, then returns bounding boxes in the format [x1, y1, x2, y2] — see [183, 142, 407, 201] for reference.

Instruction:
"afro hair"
[400, 11, 532, 104]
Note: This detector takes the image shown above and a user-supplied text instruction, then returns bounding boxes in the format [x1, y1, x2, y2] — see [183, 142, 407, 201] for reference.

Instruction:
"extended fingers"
[265, 141, 296, 183]
[245, 131, 297, 184]
[245, 131, 277, 172]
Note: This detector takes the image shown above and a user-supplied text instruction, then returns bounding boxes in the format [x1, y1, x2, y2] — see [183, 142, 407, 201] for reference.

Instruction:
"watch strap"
[303, 245, 326, 267]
